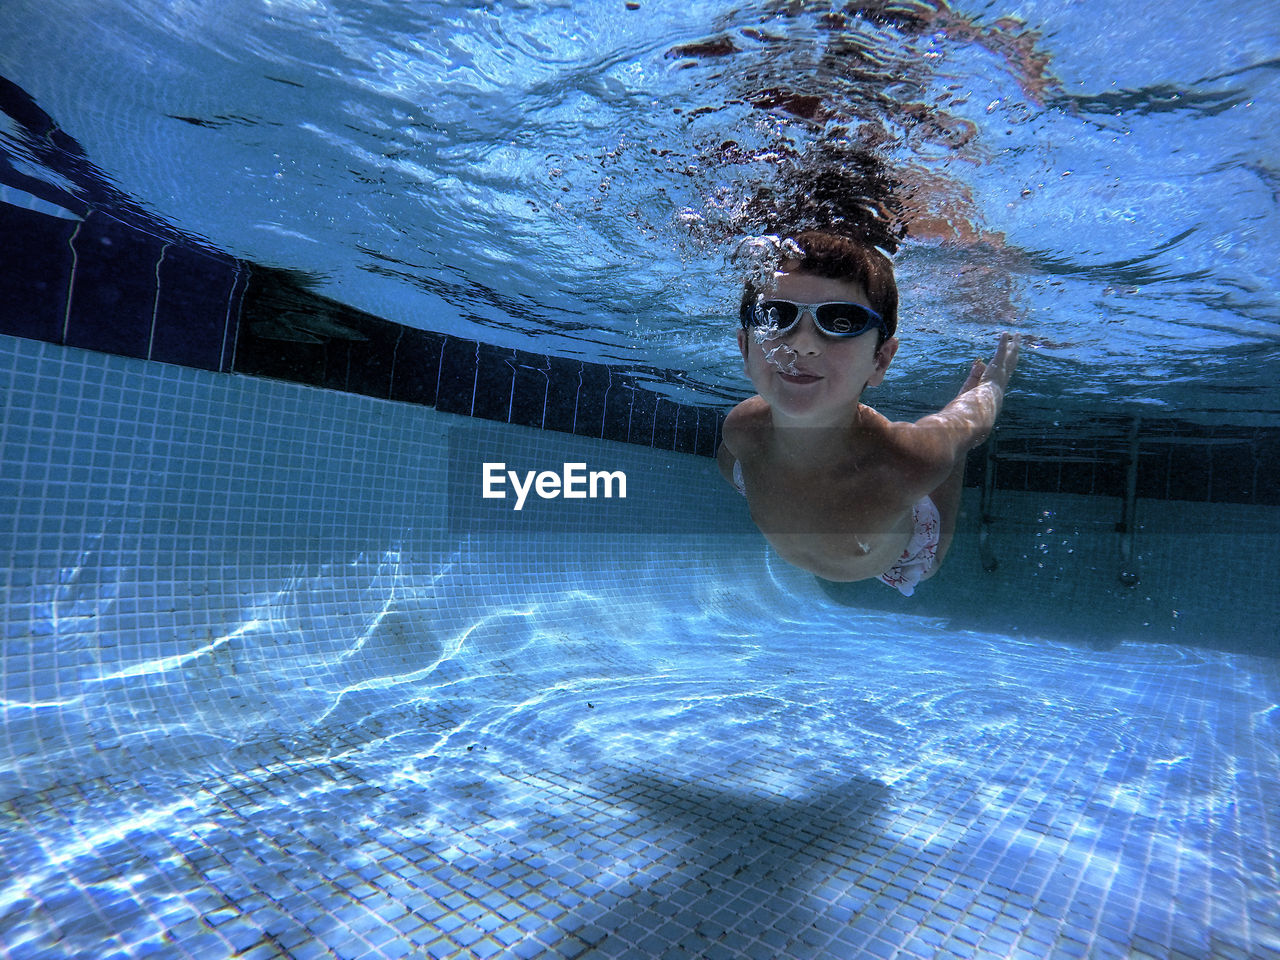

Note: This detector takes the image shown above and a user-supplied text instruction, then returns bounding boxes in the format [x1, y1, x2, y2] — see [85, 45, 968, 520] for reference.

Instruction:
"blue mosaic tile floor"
[2, 587, 1277, 960]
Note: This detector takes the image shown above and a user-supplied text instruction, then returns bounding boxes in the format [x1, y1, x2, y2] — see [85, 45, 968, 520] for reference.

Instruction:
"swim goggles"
[745, 298, 886, 340]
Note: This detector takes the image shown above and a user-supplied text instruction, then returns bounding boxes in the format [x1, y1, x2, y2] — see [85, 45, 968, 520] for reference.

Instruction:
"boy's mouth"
[778, 370, 821, 384]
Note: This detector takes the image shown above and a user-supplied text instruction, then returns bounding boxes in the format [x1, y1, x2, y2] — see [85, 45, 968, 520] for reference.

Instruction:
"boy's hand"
[921, 332, 1020, 471]
[978, 332, 1020, 393]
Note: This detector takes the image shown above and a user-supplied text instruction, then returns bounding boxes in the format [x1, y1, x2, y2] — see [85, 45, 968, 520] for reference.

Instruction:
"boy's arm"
[717, 440, 737, 486]
[899, 333, 1020, 487]
[716, 400, 756, 487]
[717, 404, 746, 486]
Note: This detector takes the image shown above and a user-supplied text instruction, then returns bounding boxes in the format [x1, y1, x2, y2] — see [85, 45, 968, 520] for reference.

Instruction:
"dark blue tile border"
[472, 342, 516, 423]
[434, 336, 480, 417]
[151, 242, 242, 371]
[225, 263, 728, 458]
[7, 179, 1280, 505]
[652, 398, 678, 451]
[0, 196, 248, 375]
[543, 356, 583, 435]
[389, 328, 444, 408]
[509, 351, 551, 429]
[627, 389, 657, 447]
[696, 408, 721, 459]
[0, 202, 75, 345]
[63, 211, 163, 360]
[602, 382, 634, 445]
[0, 71, 248, 376]
[573, 364, 610, 440]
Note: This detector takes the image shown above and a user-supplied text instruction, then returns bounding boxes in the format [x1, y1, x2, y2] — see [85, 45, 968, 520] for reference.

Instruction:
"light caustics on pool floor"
[1, 560, 1278, 960]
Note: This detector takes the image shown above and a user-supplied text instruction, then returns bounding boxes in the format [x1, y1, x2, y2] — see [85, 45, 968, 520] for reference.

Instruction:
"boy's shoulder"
[725, 394, 770, 423]
[722, 396, 771, 450]
[871, 411, 968, 495]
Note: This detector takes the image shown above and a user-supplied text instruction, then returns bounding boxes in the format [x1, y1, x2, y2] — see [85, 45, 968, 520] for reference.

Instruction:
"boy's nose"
[785, 311, 823, 353]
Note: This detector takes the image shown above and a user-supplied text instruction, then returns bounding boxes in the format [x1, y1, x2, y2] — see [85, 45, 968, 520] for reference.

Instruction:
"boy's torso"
[726, 399, 921, 582]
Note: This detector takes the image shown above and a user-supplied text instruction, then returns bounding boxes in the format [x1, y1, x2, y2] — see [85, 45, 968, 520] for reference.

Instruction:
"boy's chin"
[769, 393, 859, 423]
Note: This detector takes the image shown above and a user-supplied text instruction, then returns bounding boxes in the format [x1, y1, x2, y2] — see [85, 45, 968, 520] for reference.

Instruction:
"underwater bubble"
[730, 234, 808, 291]
[732, 234, 785, 288]
[763, 340, 799, 375]
[752, 317, 780, 344]
[747, 302, 801, 375]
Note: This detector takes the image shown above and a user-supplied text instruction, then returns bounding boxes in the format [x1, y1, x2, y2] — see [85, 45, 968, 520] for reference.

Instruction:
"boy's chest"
[741, 458, 914, 578]
[740, 457, 903, 538]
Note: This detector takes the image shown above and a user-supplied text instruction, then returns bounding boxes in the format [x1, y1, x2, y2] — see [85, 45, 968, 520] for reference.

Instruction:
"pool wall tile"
[388, 328, 444, 408]
[572, 364, 611, 440]
[1253, 436, 1280, 505]
[673, 405, 698, 455]
[149, 244, 243, 372]
[326, 324, 398, 401]
[434, 336, 480, 417]
[1206, 440, 1258, 503]
[509, 352, 551, 429]
[472, 344, 517, 423]
[0, 202, 76, 344]
[1022, 457, 1065, 498]
[63, 211, 163, 360]
[652, 398, 677, 451]
[711, 413, 724, 457]
[543, 357, 584, 435]
[602, 383, 634, 446]
[626, 389, 657, 447]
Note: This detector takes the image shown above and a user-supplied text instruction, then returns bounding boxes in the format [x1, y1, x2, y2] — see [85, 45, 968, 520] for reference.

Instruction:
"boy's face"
[737, 264, 898, 426]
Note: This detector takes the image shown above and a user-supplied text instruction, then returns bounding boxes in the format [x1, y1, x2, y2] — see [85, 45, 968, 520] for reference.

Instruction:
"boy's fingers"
[995, 332, 1020, 365]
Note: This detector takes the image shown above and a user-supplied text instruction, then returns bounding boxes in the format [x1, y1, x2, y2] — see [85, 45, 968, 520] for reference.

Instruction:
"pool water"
[2, 0, 1280, 958]
[2, 0, 1277, 416]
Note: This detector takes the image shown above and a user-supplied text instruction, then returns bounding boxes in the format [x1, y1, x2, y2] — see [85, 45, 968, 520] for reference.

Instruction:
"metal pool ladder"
[978, 419, 1143, 586]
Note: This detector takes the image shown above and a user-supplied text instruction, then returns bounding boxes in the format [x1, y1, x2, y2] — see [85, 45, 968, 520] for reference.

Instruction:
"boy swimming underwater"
[717, 231, 1020, 595]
